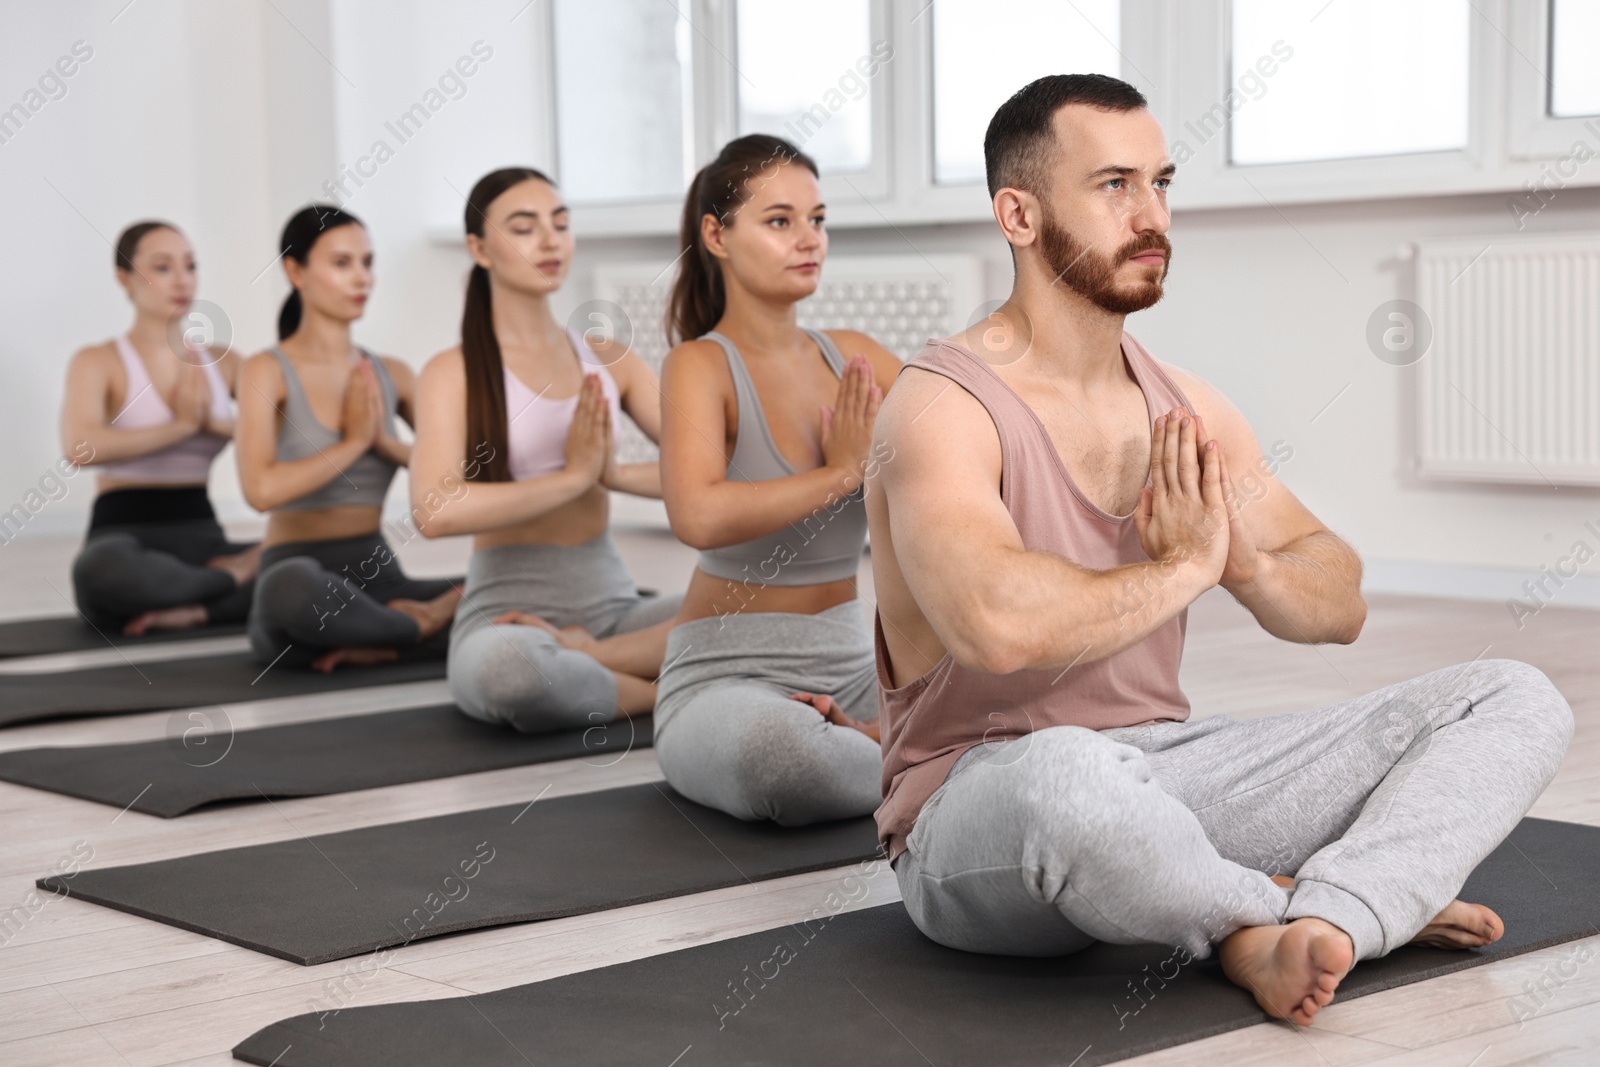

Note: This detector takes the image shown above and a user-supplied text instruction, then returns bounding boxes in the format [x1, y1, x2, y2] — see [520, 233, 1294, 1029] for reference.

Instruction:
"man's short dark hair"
[984, 74, 1149, 199]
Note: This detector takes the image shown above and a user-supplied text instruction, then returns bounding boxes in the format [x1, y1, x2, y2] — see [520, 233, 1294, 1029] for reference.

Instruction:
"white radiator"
[592, 254, 986, 464]
[1415, 233, 1600, 487]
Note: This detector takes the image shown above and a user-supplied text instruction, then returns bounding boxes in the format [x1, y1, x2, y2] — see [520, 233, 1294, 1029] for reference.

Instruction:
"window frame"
[1158, 0, 1501, 211]
[1507, 0, 1600, 158]
[544, 0, 894, 235]
[496, 0, 1600, 242]
[727, 0, 894, 202]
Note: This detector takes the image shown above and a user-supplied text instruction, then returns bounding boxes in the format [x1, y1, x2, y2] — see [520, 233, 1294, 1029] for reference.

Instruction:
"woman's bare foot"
[490, 610, 596, 651]
[1219, 917, 1354, 1026]
[1409, 899, 1503, 949]
[493, 609, 558, 633]
[206, 544, 263, 587]
[553, 625, 597, 651]
[790, 692, 881, 742]
[311, 646, 400, 673]
[1265, 876, 1501, 950]
[123, 604, 209, 635]
[389, 587, 462, 642]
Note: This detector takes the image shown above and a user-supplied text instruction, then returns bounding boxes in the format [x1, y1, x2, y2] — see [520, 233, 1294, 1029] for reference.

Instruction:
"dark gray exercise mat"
[0, 651, 446, 727]
[0, 705, 652, 816]
[0, 615, 248, 659]
[38, 782, 881, 965]
[231, 817, 1600, 1067]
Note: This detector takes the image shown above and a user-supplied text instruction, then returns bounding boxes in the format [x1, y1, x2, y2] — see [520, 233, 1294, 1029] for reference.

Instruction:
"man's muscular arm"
[875, 366, 1228, 677]
[1166, 366, 1365, 645]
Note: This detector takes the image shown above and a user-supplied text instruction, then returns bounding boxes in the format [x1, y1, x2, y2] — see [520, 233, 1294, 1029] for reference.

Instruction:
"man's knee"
[1505, 659, 1574, 766]
[1479, 658, 1574, 748]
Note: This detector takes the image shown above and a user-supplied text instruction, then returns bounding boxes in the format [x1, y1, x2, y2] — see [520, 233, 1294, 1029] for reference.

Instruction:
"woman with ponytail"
[652, 134, 903, 825]
[236, 205, 461, 672]
[61, 220, 260, 635]
[409, 167, 680, 733]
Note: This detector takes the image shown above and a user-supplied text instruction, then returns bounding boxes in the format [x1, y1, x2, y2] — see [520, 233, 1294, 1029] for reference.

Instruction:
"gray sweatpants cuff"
[1283, 879, 1386, 961]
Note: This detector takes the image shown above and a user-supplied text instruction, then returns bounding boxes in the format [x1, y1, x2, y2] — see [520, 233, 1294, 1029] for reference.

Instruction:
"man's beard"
[1037, 209, 1172, 315]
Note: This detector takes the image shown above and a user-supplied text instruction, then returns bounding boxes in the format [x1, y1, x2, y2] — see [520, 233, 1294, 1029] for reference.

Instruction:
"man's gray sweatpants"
[894, 658, 1573, 962]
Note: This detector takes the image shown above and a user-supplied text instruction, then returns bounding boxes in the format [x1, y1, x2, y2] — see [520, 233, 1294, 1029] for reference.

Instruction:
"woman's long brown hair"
[461, 166, 556, 483]
[666, 134, 818, 346]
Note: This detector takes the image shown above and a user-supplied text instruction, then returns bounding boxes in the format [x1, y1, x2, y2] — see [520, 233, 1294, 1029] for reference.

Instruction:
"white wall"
[1, 0, 1597, 610]
[0, 0, 328, 538]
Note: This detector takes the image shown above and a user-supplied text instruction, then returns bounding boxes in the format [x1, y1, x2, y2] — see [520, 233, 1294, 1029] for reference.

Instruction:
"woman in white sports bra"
[411, 167, 682, 734]
[237, 205, 462, 672]
[61, 220, 260, 635]
[652, 135, 903, 825]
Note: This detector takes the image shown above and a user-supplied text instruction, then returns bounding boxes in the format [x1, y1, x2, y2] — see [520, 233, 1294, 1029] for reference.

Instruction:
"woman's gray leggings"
[73, 520, 256, 629]
[652, 599, 882, 826]
[247, 532, 460, 668]
[448, 533, 683, 734]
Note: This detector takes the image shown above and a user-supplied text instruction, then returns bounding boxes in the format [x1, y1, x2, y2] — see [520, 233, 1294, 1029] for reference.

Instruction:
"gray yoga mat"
[38, 782, 881, 965]
[0, 705, 652, 816]
[0, 614, 248, 659]
[230, 816, 1600, 1066]
[0, 651, 446, 727]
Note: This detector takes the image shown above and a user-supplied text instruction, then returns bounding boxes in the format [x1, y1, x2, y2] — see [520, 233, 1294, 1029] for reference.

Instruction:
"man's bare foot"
[1265, 876, 1501, 950]
[1409, 899, 1503, 949]
[123, 604, 209, 635]
[206, 544, 263, 587]
[311, 646, 400, 673]
[1219, 917, 1354, 1026]
[389, 588, 462, 642]
[790, 692, 881, 742]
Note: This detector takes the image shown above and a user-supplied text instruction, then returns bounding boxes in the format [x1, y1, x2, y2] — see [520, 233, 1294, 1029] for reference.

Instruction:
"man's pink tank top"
[875, 333, 1196, 862]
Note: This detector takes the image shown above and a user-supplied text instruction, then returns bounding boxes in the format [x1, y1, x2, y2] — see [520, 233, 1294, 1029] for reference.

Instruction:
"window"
[551, 0, 693, 204]
[735, 0, 876, 173]
[502, 0, 1600, 234]
[1550, 0, 1600, 117]
[930, 0, 1122, 185]
[1229, 0, 1471, 165]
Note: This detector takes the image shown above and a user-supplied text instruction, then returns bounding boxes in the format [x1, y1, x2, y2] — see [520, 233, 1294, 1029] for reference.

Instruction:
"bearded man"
[864, 73, 1573, 1024]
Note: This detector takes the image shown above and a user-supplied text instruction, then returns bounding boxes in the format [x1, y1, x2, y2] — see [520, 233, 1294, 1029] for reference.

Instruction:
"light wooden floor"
[1, 524, 1597, 1066]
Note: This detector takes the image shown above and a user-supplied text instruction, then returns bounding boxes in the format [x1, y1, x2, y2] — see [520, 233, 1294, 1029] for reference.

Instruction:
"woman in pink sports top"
[410, 167, 684, 736]
[59, 221, 261, 636]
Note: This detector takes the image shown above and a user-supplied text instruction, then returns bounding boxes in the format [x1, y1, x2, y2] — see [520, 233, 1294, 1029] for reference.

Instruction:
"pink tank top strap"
[109, 334, 233, 428]
[109, 334, 159, 425]
[501, 328, 623, 482]
[100, 334, 233, 484]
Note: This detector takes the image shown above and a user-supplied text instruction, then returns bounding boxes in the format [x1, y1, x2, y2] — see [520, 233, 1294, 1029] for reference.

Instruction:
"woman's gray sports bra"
[267, 345, 400, 512]
[695, 328, 869, 587]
